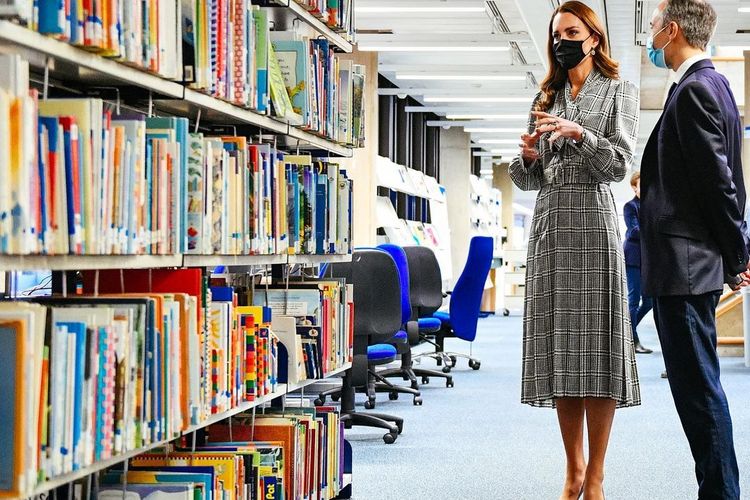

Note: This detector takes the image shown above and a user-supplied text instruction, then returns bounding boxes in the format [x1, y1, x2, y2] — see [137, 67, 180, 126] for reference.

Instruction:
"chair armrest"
[405, 320, 420, 345]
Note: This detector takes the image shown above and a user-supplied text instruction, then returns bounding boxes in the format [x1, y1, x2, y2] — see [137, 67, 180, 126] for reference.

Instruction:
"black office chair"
[314, 249, 405, 444]
[377, 245, 455, 388]
[368, 243, 425, 403]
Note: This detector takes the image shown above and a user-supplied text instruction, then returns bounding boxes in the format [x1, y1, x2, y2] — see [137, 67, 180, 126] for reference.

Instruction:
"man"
[623, 171, 653, 354]
[640, 0, 750, 498]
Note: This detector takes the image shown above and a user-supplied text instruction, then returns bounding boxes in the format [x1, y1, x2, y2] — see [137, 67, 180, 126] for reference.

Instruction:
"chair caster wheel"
[446, 379, 454, 388]
[421, 377, 430, 385]
[383, 432, 397, 444]
[449, 355, 457, 365]
[389, 392, 399, 401]
[364, 400, 375, 410]
[410, 382, 419, 390]
[469, 360, 481, 370]
[503, 308, 510, 316]
[332, 394, 340, 402]
[396, 421, 404, 434]
[436, 358, 442, 366]
[413, 397, 423, 406]
[442, 365, 451, 374]
[314, 398, 324, 406]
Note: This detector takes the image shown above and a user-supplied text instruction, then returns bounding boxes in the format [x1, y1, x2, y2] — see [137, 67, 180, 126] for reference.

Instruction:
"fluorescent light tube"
[424, 96, 531, 103]
[490, 149, 520, 154]
[361, 46, 510, 52]
[446, 114, 527, 119]
[477, 139, 520, 144]
[396, 74, 526, 81]
[739, 7, 750, 12]
[357, 6, 487, 13]
[465, 127, 526, 133]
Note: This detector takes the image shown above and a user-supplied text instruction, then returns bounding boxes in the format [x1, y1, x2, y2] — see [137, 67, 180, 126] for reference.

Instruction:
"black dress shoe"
[634, 341, 653, 354]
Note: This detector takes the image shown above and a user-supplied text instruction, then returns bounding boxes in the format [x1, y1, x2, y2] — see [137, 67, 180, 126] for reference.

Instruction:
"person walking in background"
[623, 171, 653, 354]
[509, 2, 640, 499]
[640, 1, 750, 498]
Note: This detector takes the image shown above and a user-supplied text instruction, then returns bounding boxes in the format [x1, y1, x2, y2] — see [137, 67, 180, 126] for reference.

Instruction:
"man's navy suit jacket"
[640, 59, 749, 296]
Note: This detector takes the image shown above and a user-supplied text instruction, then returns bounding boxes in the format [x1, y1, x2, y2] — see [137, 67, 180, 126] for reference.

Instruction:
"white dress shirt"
[673, 53, 710, 83]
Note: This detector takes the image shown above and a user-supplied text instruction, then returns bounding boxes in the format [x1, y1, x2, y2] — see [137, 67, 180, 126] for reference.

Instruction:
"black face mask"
[553, 34, 592, 70]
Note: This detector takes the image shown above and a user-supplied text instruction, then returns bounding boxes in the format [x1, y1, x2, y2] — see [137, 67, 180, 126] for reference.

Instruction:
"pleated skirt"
[520, 182, 641, 409]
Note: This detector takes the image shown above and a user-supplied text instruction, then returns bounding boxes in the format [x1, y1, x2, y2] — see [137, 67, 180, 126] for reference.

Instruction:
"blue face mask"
[647, 25, 672, 69]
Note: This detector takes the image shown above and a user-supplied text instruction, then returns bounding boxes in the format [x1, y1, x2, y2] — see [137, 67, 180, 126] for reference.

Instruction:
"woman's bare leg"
[556, 398, 587, 499]
[583, 398, 617, 500]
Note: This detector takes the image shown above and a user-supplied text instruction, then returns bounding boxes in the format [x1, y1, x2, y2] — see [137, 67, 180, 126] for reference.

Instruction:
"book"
[271, 37, 310, 126]
[0, 320, 27, 498]
[268, 43, 302, 126]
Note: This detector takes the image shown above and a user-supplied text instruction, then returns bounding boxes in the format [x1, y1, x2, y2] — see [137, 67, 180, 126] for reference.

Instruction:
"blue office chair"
[377, 245, 455, 388]
[369, 244, 424, 404]
[314, 249, 405, 443]
[424, 236, 493, 372]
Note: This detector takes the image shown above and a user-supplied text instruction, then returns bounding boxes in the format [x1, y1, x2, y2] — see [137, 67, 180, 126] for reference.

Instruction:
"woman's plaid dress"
[509, 69, 641, 408]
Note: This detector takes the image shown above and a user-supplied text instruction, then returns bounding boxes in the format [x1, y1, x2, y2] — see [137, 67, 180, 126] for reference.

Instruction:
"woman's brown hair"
[536, 0, 620, 111]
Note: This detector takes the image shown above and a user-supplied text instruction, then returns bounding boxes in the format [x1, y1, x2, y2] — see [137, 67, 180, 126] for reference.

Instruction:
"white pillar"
[439, 128, 472, 285]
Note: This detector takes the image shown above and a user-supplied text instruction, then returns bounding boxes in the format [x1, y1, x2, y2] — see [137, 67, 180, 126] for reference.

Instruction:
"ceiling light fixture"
[490, 148, 520, 155]
[424, 96, 531, 103]
[362, 46, 510, 52]
[476, 139, 520, 144]
[357, 6, 487, 13]
[739, 7, 750, 12]
[446, 114, 527, 119]
[465, 127, 526, 133]
[396, 74, 526, 81]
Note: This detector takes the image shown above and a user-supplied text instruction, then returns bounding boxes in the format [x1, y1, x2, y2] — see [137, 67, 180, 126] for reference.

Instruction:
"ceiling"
[355, 0, 750, 164]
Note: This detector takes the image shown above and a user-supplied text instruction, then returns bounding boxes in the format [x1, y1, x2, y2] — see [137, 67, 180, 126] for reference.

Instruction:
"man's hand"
[728, 270, 750, 291]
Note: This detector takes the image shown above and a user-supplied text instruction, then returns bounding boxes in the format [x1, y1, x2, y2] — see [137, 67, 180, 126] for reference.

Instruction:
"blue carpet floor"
[345, 314, 750, 500]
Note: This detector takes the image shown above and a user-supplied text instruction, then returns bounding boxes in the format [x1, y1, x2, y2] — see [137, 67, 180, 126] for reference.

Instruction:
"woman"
[509, 2, 641, 499]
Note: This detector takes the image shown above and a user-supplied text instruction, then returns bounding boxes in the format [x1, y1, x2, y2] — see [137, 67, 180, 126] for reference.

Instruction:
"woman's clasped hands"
[519, 111, 585, 163]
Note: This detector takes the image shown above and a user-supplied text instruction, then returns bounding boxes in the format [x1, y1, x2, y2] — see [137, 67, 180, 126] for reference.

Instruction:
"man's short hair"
[661, 0, 717, 50]
[630, 171, 641, 187]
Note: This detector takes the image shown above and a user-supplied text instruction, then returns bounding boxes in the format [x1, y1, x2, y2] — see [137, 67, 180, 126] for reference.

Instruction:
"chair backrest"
[377, 244, 412, 324]
[449, 236, 494, 341]
[326, 249, 402, 343]
[402, 246, 443, 319]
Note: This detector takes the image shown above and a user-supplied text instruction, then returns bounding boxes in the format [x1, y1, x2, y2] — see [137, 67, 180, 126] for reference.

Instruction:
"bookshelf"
[0, 254, 183, 272]
[24, 438, 175, 499]
[0, 20, 184, 99]
[172, 89, 355, 157]
[182, 254, 288, 268]
[288, 253, 353, 266]
[285, 364, 351, 393]
[375, 156, 453, 281]
[0, 254, 354, 272]
[0, 1, 361, 497]
[266, 0, 354, 53]
[0, 15, 354, 157]
[24, 361, 352, 499]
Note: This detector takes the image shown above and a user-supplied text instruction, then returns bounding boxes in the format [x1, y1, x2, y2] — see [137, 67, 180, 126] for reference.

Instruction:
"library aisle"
[349, 315, 750, 500]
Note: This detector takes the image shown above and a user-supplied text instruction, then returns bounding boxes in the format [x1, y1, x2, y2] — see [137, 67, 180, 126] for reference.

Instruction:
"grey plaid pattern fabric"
[509, 70, 641, 408]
